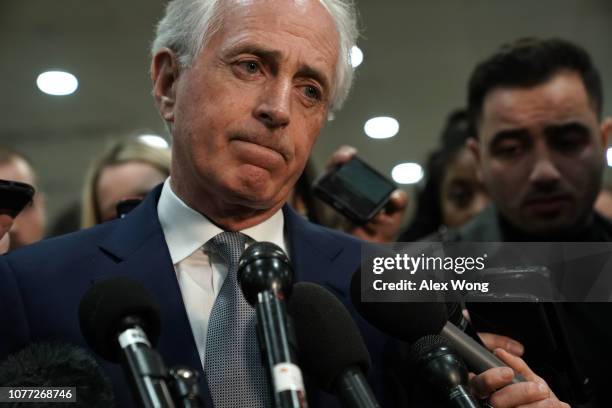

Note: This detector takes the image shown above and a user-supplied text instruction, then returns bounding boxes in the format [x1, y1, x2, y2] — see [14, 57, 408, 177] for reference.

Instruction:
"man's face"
[476, 71, 610, 236]
[0, 157, 46, 249]
[156, 0, 338, 221]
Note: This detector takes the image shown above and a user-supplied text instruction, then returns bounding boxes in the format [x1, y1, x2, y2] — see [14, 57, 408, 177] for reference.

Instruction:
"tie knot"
[209, 231, 248, 268]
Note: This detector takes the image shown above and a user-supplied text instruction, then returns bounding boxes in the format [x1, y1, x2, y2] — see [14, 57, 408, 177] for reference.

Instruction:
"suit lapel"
[96, 185, 214, 407]
[283, 205, 358, 299]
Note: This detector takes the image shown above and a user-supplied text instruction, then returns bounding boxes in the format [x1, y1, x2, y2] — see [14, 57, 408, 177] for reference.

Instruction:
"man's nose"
[529, 149, 561, 187]
[254, 80, 291, 129]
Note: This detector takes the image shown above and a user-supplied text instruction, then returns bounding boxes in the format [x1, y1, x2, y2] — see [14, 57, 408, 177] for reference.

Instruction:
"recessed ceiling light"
[607, 148, 612, 167]
[364, 116, 399, 139]
[36, 71, 78, 96]
[391, 162, 424, 184]
[138, 134, 169, 149]
[350, 45, 363, 68]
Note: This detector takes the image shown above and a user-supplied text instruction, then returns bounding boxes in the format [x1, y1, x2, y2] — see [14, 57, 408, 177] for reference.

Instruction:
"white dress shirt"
[157, 179, 287, 368]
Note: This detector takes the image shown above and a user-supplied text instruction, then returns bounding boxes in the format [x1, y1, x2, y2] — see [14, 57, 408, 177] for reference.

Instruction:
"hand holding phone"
[314, 155, 397, 225]
[0, 179, 35, 254]
[0, 179, 35, 218]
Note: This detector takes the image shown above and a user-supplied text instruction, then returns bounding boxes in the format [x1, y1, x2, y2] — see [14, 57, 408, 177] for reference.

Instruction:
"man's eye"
[551, 130, 589, 153]
[239, 61, 260, 74]
[303, 85, 321, 101]
[492, 143, 523, 158]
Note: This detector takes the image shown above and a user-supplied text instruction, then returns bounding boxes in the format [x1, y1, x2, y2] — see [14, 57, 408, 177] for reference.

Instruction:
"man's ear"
[600, 117, 612, 148]
[466, 137, 484, 182]
[151, 48, 181, 124]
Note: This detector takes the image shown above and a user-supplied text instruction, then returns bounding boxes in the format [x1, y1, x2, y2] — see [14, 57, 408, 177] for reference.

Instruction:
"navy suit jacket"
[0, 185, 399, 407]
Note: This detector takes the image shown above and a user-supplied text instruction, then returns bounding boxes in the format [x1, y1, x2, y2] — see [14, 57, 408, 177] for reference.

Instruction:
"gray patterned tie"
[205, 232, 271, 408]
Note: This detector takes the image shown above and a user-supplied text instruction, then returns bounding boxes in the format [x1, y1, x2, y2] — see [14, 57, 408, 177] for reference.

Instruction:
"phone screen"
[314, 157, 396, 224]
[337, 159, 395, 205]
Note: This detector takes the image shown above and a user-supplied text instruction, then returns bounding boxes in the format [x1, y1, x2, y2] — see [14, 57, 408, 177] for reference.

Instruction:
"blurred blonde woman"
[81, 137, 170, 228]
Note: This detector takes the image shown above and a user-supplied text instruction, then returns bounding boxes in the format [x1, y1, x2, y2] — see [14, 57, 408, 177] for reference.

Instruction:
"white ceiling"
[2, 0, 612, 225]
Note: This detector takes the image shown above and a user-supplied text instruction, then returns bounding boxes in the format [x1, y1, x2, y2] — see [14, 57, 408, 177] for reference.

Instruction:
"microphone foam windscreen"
[287, 282, 371, 392]
[0, 342, 114, 407]
[79, 276, 161, 362]
[349, 269, 448, 343]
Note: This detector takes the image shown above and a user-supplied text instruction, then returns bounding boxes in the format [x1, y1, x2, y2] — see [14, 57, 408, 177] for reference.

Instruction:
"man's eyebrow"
[489, 128, 530, 148]
[224, 44, 282, 62]
[543, 121, 591, 137]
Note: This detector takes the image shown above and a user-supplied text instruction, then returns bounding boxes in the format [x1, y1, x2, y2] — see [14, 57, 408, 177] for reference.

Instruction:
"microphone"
[168, 366, 204, 408]
[238, 242, 307, 408]
[350, 271, 524, 383]
[79, 276, 176, 408]
[409, 335, 481, 408]
[446, 303, 486, 348]
[0, 342, 114, 407]
[287, 282, 380, 408]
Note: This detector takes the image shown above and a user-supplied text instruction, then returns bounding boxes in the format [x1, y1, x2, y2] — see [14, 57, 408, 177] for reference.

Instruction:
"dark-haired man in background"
[465, 38, 612, 242]
[445, 38, 612, 406]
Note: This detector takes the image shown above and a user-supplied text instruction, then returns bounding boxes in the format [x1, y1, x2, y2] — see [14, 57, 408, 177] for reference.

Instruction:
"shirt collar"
[157, 179, 286, 264]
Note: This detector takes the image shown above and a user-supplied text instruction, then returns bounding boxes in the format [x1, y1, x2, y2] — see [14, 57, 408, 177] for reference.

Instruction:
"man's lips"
[522, 194, 572, 214]
[230, 139, 288, 169]
[230, 134, 290, 163]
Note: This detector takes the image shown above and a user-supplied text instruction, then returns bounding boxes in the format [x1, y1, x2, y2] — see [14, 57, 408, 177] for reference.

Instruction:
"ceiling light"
[350, 46, 363, 68]
[391, 163, 424, 184]
[607, 148, 612, 167]
[364, 116, 399, 139]
[138, 134, 169, 149]
[36, 71, 78, 96]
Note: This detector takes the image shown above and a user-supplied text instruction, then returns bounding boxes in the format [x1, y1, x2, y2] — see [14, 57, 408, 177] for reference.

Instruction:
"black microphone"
[79, 276, 176, 408]
[167, 366, 204, 408]
[238, 242, 307, 408]
[287, 282, 380, 408]
[350, 271, 524, 383]
[409, 335, 481, 408]
[0, 342, 114, 407]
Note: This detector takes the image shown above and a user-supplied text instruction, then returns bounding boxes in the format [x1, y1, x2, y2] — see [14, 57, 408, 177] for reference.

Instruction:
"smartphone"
[313, 156, 396, 224]
[0, 179, 35, 218]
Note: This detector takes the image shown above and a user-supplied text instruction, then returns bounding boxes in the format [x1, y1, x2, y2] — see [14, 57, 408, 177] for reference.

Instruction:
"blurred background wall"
[2, 0, 611, 228]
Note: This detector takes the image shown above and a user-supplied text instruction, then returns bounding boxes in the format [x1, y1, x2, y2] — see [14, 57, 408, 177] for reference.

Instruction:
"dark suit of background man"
[443, 38, 612, 407]
[0, 1, 566, 407]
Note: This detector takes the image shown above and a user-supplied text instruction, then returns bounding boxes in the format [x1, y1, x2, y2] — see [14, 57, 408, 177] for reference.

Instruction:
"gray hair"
[151, 0, 358, 112]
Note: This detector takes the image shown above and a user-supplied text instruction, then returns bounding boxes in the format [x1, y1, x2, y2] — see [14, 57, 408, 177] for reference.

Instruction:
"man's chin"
[226, 183, 286, 212]
[518, 215, 577, 238]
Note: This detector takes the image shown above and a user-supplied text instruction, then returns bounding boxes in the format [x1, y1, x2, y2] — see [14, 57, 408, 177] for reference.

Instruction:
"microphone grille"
[408, 334, 451, 366]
